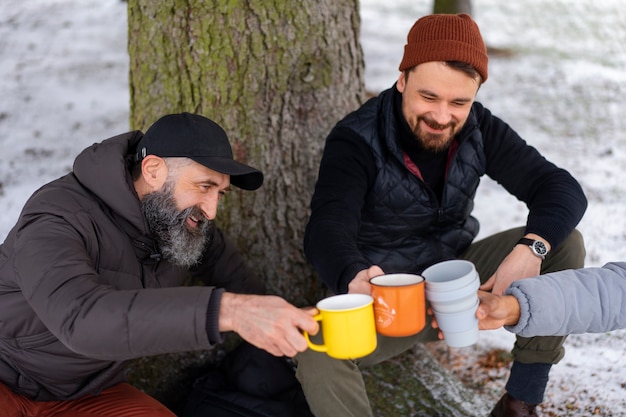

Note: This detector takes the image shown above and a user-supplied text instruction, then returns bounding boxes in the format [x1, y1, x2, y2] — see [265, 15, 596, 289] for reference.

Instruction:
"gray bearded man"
[0, 113, 318, 416]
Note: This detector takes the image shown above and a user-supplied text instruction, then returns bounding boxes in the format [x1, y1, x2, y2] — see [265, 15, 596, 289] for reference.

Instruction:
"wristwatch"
[516, 238, 549, 260]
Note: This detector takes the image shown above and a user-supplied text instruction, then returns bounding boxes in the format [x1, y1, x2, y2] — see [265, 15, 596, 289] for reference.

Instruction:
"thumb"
[368, 265, 385, 278]
[476, 304, 488, 319]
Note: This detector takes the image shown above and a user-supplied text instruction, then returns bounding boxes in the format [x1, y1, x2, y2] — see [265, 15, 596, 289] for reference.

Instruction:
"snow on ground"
[1, 0, 625, 415]
[360, 1, 626, 415]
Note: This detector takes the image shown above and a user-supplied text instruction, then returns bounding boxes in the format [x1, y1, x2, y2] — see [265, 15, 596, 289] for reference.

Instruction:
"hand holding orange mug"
[370, 274, 426, 337]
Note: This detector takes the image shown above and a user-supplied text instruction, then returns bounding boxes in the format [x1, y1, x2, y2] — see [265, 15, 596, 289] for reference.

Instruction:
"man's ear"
[140, 155, 168, 191]
[396, 71, 406, 93]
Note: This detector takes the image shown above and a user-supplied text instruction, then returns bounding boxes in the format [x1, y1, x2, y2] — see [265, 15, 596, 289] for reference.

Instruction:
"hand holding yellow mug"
[303, 294, 377, 359]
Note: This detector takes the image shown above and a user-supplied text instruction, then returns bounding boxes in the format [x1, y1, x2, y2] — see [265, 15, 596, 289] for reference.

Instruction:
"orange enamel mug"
[369, 273, 426, 337]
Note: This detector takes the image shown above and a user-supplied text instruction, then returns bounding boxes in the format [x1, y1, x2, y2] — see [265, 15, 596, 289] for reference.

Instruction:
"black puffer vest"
[336, 89, 486, 274]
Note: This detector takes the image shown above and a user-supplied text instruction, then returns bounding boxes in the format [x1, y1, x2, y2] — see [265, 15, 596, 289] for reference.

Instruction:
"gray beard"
[141, 186, 210, 268]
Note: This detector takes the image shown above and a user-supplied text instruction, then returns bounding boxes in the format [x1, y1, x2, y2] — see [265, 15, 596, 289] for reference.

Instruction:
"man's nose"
[200, 193, 220, 220]
[431, 102, 452, 125]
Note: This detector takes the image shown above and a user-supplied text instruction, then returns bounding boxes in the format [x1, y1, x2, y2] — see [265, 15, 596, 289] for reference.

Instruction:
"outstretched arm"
[218, 293, 319, 357]
[476, 290, 521, 330]
[478, 262, 626, 337]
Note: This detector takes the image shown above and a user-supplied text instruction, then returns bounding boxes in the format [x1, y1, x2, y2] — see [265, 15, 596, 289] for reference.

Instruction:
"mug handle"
[303, 314, 327, 353]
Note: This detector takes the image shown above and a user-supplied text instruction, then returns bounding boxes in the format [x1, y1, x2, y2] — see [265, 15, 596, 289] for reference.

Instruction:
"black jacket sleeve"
[304, 127, 378, 294]
[475, 103, 587, 248]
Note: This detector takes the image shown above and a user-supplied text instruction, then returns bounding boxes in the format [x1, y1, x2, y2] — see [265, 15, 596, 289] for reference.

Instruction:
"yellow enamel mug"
[303, 293, 377, 359]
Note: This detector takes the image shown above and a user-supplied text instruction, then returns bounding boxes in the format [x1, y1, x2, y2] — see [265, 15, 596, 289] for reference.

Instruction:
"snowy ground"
[1, 0, 625, 415]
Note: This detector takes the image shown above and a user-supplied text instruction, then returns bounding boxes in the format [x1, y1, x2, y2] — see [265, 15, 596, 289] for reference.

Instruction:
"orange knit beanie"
[398, 13, 488, 82]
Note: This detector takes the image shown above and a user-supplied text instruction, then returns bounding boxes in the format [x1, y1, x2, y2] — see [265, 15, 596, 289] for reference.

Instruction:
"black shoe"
[490, 393, 538, 417]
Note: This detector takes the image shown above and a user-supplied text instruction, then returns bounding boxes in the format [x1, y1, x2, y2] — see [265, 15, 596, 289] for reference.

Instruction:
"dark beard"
[412, 115, 457, 153]
[141, 186, 210, 268]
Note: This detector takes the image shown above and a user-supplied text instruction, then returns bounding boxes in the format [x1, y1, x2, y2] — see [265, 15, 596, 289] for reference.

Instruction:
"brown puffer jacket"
[0, 131, 262, 401]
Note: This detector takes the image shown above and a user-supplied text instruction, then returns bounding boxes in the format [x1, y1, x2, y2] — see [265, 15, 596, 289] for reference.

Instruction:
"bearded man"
[0, 113, 318, 416]
[297, 13, 588, 417]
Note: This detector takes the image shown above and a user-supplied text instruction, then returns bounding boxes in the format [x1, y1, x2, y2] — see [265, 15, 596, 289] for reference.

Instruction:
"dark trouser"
[295, 227, 585, 417]
[461, 227, 585, 404]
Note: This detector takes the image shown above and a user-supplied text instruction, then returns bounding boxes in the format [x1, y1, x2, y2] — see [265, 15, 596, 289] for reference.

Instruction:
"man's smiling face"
[396, 61, 480, 152]
[141, 158, 230, 268]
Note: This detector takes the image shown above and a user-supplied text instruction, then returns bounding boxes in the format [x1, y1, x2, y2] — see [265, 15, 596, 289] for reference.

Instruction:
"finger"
[301, 306, 319, 316]
[287, 333, 309, 355]
[348, 281, 372, 295]
[283, 323, 315, 356]
[477, 289, 491, 299]
[273, 332, 304, 357]
[264, 341, 286, 358]
[476, 304, 487, 319]
[280, 343, 299, 358]
[491, 283, 506, 296]
[479, 275, 495, 291]
[292, 316, 311, 335]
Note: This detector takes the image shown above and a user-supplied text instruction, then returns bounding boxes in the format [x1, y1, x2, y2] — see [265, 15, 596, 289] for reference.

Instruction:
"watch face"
[532, 241, 548, 256]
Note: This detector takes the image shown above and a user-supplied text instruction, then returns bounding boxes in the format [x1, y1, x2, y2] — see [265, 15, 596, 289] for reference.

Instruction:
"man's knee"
[88, 383, 176, 417]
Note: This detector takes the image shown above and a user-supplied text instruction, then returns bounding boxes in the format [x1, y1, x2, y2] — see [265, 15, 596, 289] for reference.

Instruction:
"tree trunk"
[433, 0, 472, 15]
[127, 0, 364, 306]
[126, 1, 488, 414]
[364, 344, 490, 416]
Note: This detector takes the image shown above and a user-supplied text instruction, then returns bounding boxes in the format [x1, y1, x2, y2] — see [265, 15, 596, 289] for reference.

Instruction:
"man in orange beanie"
[296, 13, 587, 417]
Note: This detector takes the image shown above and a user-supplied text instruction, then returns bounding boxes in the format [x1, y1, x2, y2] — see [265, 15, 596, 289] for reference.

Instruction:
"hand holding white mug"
[476, 290, 521, 330]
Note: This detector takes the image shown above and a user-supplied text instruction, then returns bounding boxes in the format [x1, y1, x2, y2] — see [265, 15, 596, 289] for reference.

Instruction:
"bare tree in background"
[433, 0, 472, 14]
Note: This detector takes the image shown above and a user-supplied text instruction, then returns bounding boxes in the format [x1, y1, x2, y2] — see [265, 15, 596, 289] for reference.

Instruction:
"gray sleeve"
[504, 262, 626, 337]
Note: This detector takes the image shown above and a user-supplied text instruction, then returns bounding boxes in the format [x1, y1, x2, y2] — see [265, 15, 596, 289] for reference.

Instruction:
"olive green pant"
[295, 227, 585, 417]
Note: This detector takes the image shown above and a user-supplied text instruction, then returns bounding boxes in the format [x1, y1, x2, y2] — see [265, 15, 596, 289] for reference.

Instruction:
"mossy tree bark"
[127, 0, 365, 306]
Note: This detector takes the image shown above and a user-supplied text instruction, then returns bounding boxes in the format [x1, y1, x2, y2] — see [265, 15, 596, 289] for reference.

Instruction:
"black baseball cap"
[135, 113, 263, 190]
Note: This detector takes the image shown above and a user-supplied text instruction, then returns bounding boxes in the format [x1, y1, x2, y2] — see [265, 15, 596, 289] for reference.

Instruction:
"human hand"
[476, 290, 521, 329]
[348, 265, 384, 295]
[479, 244, 542, 295]
[427, 307, 445, 341]
[429, 290, 521, 340]
[219, 293, 319, 357]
